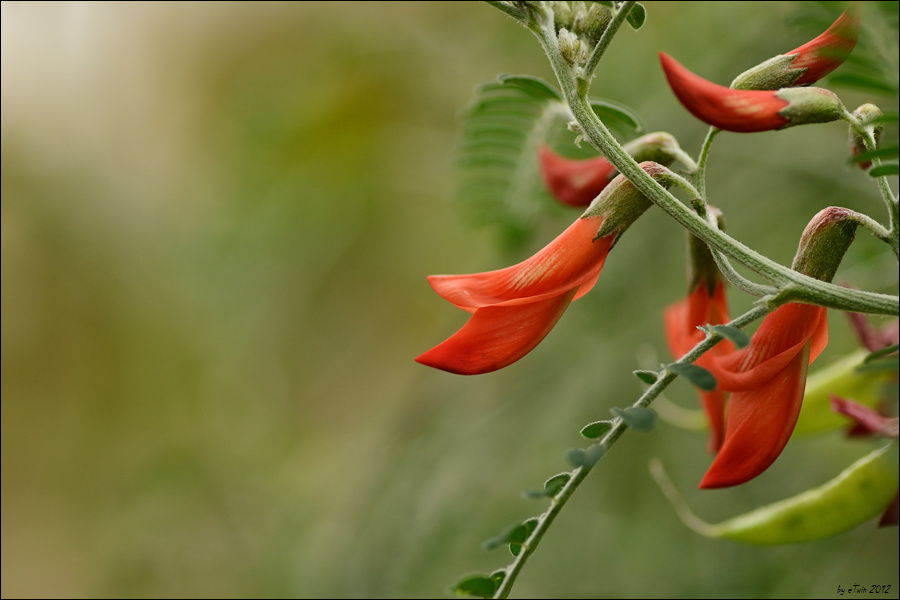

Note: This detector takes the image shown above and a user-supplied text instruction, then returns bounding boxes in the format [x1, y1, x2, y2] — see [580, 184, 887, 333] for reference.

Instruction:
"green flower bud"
[791, 206, 859, 282]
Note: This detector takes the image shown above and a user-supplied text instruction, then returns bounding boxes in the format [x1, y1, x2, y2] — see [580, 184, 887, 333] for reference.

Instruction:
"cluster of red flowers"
[417, 5, 869, 490]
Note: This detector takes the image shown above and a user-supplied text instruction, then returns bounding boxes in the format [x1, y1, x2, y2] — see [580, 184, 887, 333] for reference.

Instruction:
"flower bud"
[577, 2, 612, 42]
[849, 103, 884, 169]
[551, 1, 575, 32]
[791, 207, 859, 282]
[731, 3, 861, 90]
[558, 28, 586, 66]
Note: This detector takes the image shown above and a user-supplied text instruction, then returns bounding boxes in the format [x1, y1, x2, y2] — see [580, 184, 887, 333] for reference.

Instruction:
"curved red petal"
[415, 290, 576, 375]
[788, 2, 861, 86]
[660, 52, 790, 132]
[539, 145, 617, 207]
[710, 304, 825, 391]
[700, 340, 812, 488]
[427, 216, 611, 310]
[664, 281, 732, 451]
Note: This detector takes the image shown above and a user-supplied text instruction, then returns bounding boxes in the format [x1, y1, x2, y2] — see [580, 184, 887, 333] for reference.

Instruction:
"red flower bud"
[785, 2, 861, 87]
[660, 53, 845, 133]
[731, 2, 861, 90]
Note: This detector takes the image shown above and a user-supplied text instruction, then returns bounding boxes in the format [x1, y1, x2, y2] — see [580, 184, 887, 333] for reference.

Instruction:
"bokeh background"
[2, 2, 898, 598]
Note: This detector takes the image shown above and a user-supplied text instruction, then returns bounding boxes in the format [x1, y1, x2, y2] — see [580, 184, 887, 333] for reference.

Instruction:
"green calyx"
[791, 207, 859, 282]
[730, 54, 805, 90]
[584, 162, 671, 243]
[776, 87, 845, 129]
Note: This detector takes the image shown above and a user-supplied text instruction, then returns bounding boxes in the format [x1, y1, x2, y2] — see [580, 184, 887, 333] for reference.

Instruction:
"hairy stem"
[535, 23, 898, 316]
[493, 303, 771, 598]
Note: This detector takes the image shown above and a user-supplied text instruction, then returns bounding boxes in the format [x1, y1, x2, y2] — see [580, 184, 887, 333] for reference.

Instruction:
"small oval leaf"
[710, 324, 750, 349]
[589, 98, 645, 135]
[544, 472, 571, 496]
[611, 406, 657, 432]
[667, 362, 717, 391]
[581, 420, 613, 439]
[625, 2, 646, 29]
[453, 574, 497, 598]
[633, 369, 660, 384]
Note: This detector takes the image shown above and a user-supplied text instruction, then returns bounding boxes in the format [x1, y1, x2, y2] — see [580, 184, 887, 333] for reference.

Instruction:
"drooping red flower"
[700, 303, 829, 488]
[417, 162, 671, 375]
[665, 280, 732, 452]
[659, 52, 845, 133]
[416, 214, 612, 374]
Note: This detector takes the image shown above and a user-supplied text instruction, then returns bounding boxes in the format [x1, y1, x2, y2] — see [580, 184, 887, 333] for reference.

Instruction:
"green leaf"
[667, 362, 717, 391]
[864, 344, 899, 363]
[496, 74, 563, 101]
[452, 574, 497, 598]
[611, 406, 657, 432]
[828, 73, 898, 95]
[850, 144, 899, 164]
[523, 473, 570, 499]
[481, 523, 519, 551]
[455, 75, 575, 250]
[581, 420, 613, 439]
[873, 111, 899, 125]
[709, 324, 750, 349]
[633, 369, 659, 384]
[855, 356, 900, 373]
[625, 2, 646, 29]
[509, 518, 539, 556]
[543, 473, 571, 496]
[589, 98, 645, 136]
[869, 164, 899, 177]
[566, 444, 606, 468]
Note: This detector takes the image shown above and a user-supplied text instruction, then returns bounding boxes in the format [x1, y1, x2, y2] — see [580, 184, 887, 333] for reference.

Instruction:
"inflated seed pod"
[653, 444, 899, 545]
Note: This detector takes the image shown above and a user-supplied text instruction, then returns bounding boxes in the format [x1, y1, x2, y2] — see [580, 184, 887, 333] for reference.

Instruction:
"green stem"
[536, 24, 897, 316]
[485, 0, 527, 22]
[582, 1, 636, 80]
[843, 110, 899, 260]
[493, 303, 771, 599]
[694, 127, 721, 202]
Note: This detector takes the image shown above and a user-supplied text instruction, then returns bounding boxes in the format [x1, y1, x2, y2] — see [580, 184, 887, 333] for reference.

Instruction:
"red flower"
[416, 215, 612, 374]
[700, 303, 829, 488]
[417, 162, 670, 375]
[539, 145, 616, 207]
[784, 2, 861, 87]
[665, 281, 732, 452]
[659, 52, 844, 133]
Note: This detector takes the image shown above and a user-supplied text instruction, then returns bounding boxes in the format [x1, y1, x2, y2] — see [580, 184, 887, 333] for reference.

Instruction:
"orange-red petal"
[539, 145, 617, 207]
[664, 281, 732, 451]
[700, 340, 812, 488]
[415, 289, 576, 375]
[787, 2, 861, 86]
[427, 215, 611, 311]
[660, 52, 790, 132]
[710, 303, 826, 391]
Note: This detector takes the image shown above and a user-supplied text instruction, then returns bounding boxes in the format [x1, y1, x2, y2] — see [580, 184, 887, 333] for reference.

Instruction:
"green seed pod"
[653, 444, 899, 545]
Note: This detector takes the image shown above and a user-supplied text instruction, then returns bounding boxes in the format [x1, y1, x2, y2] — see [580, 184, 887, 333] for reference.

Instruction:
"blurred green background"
[2, 2, 898, 598]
